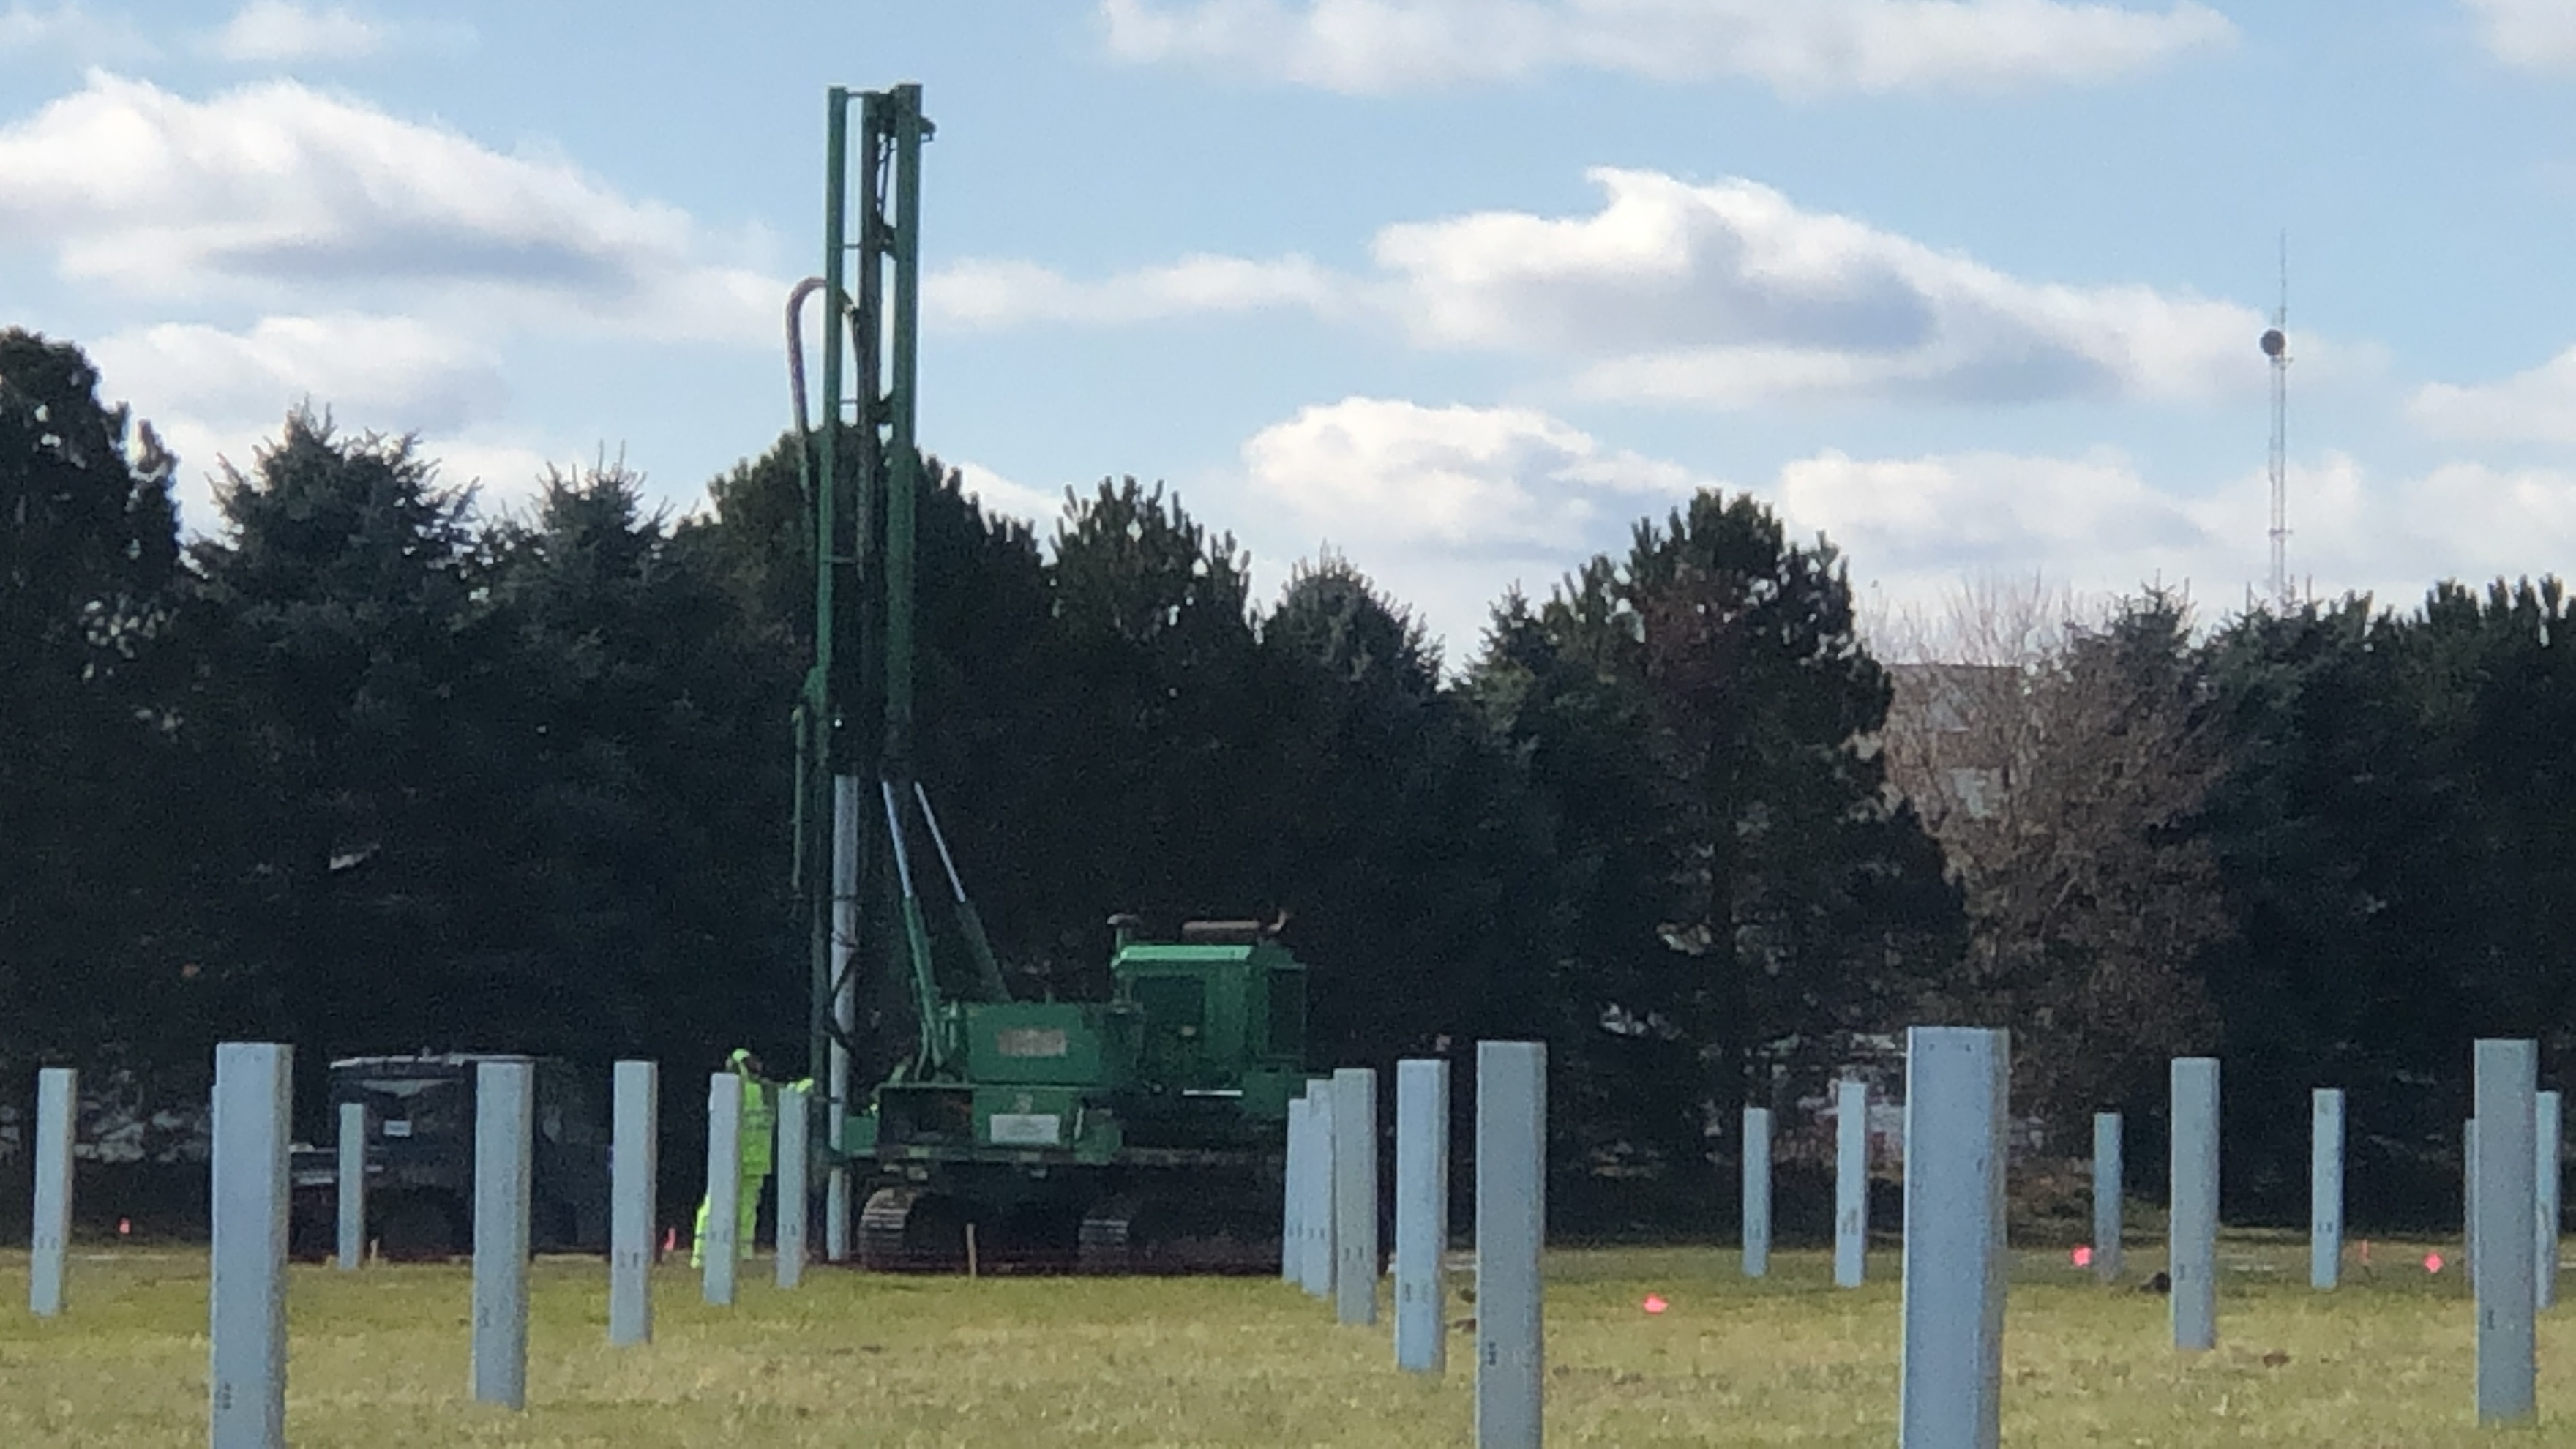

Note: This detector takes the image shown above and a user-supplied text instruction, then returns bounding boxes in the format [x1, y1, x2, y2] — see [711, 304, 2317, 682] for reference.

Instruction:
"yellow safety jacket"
[731, 1050, 776, 1178]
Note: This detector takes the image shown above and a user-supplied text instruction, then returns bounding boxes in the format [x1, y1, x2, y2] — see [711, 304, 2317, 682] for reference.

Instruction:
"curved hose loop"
[785, 275, 828, 460]
[786, 277, 867, 502]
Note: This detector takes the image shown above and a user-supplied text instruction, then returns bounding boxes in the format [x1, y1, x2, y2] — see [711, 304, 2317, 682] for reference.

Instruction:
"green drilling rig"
[785, 83, 1311, 1272]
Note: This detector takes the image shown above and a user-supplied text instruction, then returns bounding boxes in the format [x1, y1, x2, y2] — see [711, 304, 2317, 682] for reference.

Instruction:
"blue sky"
[7, 1, 2576, 658]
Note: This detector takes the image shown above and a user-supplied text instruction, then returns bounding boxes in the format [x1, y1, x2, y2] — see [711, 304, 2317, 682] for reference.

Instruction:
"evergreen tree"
[181, 411, 489, 1076]
[1032, 478, 1270, 994]
[2196, 596, 2473, 1218]
[1258, 555, 1557, 1074]
[0, 329, 193, 1079]
[472, 460, 793, 1067]
[1478, 492, 1963, 1202]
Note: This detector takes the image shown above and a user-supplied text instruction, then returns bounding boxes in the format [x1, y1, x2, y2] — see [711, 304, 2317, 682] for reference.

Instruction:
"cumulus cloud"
[953, 460, 1066, 528]
[1098, 0, 2234, 95]
[2460, 0, 2576, 70]
[2389, 462, 2576, 581]
[0, 2, 151, 59]
[0, 72, 774, 342]
[83, 312, 545, 532]
[940, 167, 2270, 410]
[1224, 394, 2576, 656]
[1230, 395, 1707, 650]
[927, 253, 1348, 329]
[91, 314, 504, 433]
[110, 405, 560, 538]
[1780, 445, 2576, 617]
[1775, 446, 2232, 591]
[1379, 169, 2266, 407]
[2411, 347, 2576, 444]
[211, 2, 383, 62]
[1244, 394, 1704, 553]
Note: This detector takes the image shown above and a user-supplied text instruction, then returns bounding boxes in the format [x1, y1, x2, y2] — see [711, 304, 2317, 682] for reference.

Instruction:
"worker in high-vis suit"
[693, 1049, 792, 1265]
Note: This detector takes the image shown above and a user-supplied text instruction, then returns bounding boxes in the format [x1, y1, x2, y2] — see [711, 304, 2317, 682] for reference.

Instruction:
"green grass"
[0, 1235, 2561, 1445]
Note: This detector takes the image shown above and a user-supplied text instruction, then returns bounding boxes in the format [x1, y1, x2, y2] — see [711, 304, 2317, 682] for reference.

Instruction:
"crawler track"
[855, 1181, 1278, 1275]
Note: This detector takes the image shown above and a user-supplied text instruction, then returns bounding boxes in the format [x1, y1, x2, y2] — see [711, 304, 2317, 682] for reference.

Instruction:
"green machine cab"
[838, 920, 1310, 1269]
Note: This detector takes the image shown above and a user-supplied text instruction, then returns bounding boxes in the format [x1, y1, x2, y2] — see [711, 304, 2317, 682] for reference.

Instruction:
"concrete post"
[2474, 1040, 2538, 1424]
[1303, 1082, 1336, 1297]
[1283, 1092, 1308, 1285]
[471, 1058, 533, 1410]
[609, 1060, 657, 1347]
[1742, 1106, 1772, 1279]
[1475, 1041, 1545, 1449]
[2092, 1112, 2122, 1282]
[2540, 1090, 2562, 1312]
[1395, 1058, 1450, 1374]
[1897, 1027, 2008, 1449]
[703, 1071, 742, 1307]
[2311, 1088, 2343, 1290]
[30, 1066, 75, 1317]
[2170, 1057, 2220, 1352]
[334, 1100, 366, 1273]
[1333, 1066, 1379, 1327]
[776, 1083, 809, 1289]
[209, 1042, 291, 1449]
[825, 775, 860, 1263]
[1835, 1077, 1868, 1288]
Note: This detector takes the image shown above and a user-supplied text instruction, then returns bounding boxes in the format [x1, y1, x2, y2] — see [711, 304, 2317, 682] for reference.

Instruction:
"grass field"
[0, 1234, 2561, 1446]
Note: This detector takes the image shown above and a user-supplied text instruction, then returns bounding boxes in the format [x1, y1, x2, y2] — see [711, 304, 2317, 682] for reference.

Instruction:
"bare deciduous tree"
[1870, 576, 2226, 1131]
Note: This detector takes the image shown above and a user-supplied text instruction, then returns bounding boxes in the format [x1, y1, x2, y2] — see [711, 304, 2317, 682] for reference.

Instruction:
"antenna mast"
[2261, 234, 2292, 612]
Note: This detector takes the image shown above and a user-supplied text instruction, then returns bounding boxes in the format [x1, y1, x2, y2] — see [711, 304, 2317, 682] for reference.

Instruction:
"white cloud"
[1232, 395, 1706, 650]
[0, 75, 765, 536]
[1223, 394, 2576, 658]
[1099, 0, 2234, 95]
[1775, 446, 2232, 592]
[115, 408, 558, 539]
[2411, 346, 2576, 444]
[0, 72, 774, 343]
[945, 167, 2273, 408]
[90, 314, 506, 433]
[1244, 395, 1703, 552]
[2461, 0, 2576, 70]
[954, 460, 1065, 528]
[428, 437, 559, 501]
[1379, 168, 2267, 408]
[85, 312, 544, 533]
[1781, 445, 2576, 617]
[211, 1, 382, 62]
[2391, 462, 2576, 582]
[926, 254, 1348, 329]
[0, 2, 151, 59]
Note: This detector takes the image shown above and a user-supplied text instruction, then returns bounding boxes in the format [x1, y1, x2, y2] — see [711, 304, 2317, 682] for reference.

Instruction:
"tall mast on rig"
[787, 83, 1010, 1261]
[789, 84, 935, 1257]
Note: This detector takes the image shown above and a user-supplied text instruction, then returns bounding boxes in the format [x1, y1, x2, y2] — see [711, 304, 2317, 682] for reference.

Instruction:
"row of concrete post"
[1737, 1041, 2569, 1443]
[1281, 1044, 1546, 1448]
[2090, 1053, 2558, 1426]
[1732, 1073, 1925, 1290]
[1727, 1063, 2564, 1312]
[40, 1033, 2573, 1445]
[191, 1044, 815, 1448]
[1278, 1030, 2016, 1448]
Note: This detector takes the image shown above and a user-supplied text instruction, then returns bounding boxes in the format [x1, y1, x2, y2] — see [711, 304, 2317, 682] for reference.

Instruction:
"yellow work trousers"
[689, 1173, 765, 1266]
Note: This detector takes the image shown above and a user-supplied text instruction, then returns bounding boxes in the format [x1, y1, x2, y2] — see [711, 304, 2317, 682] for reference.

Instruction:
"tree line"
[1, 326, 2566, 1230]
